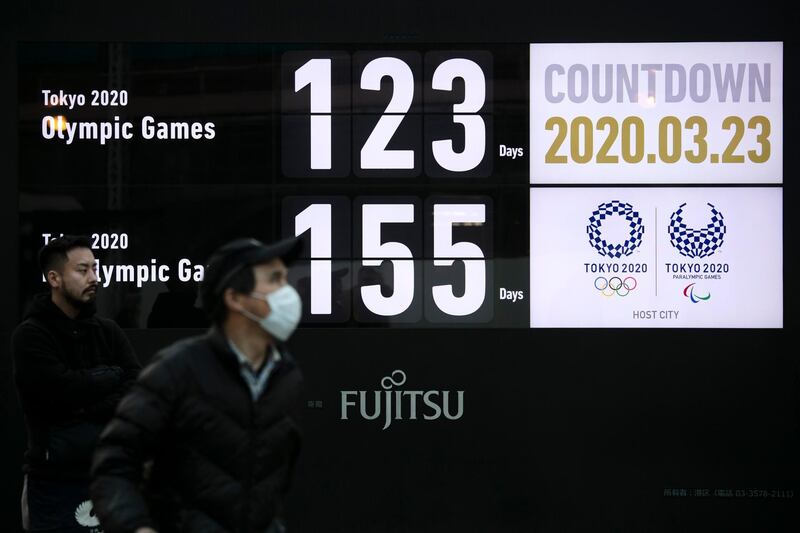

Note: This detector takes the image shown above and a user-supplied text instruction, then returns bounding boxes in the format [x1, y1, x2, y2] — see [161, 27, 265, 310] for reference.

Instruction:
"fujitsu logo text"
[340, 370, 464, 430]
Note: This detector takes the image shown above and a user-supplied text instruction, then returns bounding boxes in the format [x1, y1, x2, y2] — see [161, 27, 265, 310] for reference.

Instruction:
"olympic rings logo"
[594, 276, 637, 297]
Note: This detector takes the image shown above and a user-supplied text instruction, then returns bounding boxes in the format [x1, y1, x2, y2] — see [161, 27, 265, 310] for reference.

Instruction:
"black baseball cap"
[199, 236, 302, 313]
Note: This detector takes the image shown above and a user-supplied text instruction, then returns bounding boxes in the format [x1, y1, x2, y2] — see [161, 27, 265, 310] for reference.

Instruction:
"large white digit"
[361, 204, 415, 316]
[432, 204, 486, 316]
[360, 57, 415, 169]
[431, 58, 486, 172]
[295, 204, 332, 314]
[295, 59, 332, 170]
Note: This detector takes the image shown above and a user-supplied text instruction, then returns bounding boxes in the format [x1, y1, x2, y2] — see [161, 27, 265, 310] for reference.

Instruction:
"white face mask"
[239, 285, 303, 341]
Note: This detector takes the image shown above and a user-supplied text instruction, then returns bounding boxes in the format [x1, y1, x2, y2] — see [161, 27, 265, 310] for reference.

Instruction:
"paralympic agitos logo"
[683, 283, 711, 303]
[341, 370, 464, 430]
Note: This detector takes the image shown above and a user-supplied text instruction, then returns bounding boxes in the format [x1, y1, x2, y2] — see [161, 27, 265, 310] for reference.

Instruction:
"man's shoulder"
[134, 333, 213, 393]
[93, 316, 129, 339]
[148, 332, 216, 371]
[14, 315, 50, 332]
[11, 316, 55, 346]
[275, 342, 300, 368]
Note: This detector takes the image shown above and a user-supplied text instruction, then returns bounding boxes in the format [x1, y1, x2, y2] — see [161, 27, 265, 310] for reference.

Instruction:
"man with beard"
[12, 235, 141, 532]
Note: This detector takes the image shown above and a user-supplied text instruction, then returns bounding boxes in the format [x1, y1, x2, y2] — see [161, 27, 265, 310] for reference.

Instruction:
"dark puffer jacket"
[11, 292, 140, 480]
[90, 327, 304, 533]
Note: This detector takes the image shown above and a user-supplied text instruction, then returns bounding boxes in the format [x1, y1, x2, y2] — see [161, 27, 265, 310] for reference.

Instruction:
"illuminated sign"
[530, 187, 782, 328]
[18, 42, 784, 329]
[530, 42, 782, 183]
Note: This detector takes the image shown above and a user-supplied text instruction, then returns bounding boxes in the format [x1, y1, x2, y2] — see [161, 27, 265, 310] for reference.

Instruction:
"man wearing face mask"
[12, 235, 140, 532]
[90, 237, 305, 533]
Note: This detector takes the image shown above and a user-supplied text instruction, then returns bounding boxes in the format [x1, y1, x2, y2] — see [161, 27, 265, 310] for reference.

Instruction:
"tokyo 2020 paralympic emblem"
[668, 202, 726, 259]
[586, 201, 645, 258]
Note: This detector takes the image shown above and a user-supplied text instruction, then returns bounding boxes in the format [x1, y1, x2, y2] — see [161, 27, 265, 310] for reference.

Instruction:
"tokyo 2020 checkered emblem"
[668, 202, 726, 259]
[586, 201, 645, 258]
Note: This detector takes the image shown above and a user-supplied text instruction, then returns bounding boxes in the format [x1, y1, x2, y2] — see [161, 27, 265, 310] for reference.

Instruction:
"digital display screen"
[18, 42, 782, 328]
[18, 43, 531, 328]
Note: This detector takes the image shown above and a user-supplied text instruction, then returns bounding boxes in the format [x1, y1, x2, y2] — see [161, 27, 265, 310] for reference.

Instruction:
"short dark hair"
[38, 235, 93, 276]
[199, 236, 301, 326]
[206, 265, 257, 326]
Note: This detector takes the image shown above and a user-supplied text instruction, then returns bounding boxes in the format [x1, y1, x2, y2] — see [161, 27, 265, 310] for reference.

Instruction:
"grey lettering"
[591, 64, 613, 103]
[689, 64, 711, 102]
[568, 64, 589, 103]
[641, 64, 663, 102]
[545, 64, 565, 103]
[749, 63, 770, 102]
[665, 64, 686, 103]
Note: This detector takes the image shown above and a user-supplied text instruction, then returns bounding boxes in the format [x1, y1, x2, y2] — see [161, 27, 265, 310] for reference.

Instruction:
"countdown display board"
[530, 42, 782, 183]
[18, 42, 782, 329]
[529, 42, 783, 328]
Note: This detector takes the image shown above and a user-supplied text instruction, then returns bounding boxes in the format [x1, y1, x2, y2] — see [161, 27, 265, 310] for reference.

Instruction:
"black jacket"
[90, 327, 304, 533]
[11, 293, 140, 480]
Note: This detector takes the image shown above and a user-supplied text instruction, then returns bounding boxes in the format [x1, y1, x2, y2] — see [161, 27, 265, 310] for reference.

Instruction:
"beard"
[64, 284, 98, 314]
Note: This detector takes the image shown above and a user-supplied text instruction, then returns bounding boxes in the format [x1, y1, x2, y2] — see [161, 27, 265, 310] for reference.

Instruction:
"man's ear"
[223, 287, 244, 313]
[46, 270, 60, 289]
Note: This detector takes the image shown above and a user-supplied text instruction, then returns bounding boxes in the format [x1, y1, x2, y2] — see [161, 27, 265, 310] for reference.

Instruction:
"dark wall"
[1, 2, 795, 532]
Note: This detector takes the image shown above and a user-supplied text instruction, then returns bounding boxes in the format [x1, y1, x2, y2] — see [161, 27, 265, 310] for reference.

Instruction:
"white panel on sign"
[529, 187, 782, 328]
[530, 42, 782, 184]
